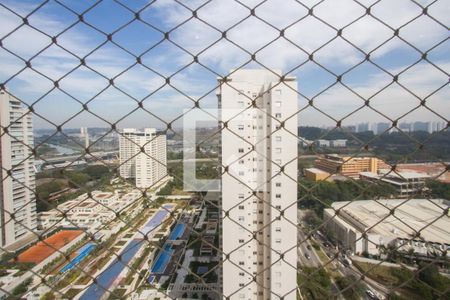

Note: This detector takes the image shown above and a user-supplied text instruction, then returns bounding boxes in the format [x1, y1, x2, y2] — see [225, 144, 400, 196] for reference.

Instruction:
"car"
[306, 245, 312, 250]
[305, 253, 311, 259]
[342, 258, 352, 267]
[365, 289, 378, 299]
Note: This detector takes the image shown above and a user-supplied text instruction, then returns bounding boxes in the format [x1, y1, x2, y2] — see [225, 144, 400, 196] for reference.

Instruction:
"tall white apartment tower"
[219, 70, 298, 300]
[119, 128, 167, 189]
[0, 91, 37, 247]
[80, 127, 89, 148]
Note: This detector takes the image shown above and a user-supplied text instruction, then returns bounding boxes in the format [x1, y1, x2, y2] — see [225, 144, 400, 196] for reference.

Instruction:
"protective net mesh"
[0, 0, 449, 299]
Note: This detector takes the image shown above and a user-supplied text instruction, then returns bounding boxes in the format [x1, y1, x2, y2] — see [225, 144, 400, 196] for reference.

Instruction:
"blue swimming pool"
[139, 204, 174, 237]
[60, 243, 96, 273]
[151, 244, 174, 274]
[80, 239, 143, 300]
[168, 223, 185, 240]
[79, 206, 173, 300]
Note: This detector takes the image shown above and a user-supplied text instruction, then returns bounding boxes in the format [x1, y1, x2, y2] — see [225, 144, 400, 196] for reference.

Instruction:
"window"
[238, 124, 244, 130]
[238, 148, 244, 153]
[274, 89, 282, 95]
[239, 283, 245, 287]
[275, 113, 282, 118]
[275, 227, 281, 232]
[275, 136, 281, 142]
[276, 182, 281, 187]
[239, 159, 244, 164]
[239, 205, 244, 210]
[239, 272, 245, 276]
[239, 239, 244, 243]
[276, 194, 281, 199]
[238, 194, 244, 199]
[239, 171, 244, 176]
[239, 261, 245, 266]
[237, 100, 244, 107]
[238, 216, 245, 221]
[275, 101, 282, 107]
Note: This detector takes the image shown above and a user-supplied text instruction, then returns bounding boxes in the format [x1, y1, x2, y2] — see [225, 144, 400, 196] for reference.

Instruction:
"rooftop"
[305, 168, 330, 175]
[328, 199, 449, 245]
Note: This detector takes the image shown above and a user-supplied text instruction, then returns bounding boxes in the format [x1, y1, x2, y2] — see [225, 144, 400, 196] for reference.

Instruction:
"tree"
[302, 210, 321, 228]
[336, 275, 363, 300]
[426, 180, 450, 200]
[66, 172, 90, 187]
[84, 165, 110, 179]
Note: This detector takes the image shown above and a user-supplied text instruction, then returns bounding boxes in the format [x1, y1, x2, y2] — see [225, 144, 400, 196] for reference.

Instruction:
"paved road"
[297, 227, 321, 267]
[312, 230, 388, 300]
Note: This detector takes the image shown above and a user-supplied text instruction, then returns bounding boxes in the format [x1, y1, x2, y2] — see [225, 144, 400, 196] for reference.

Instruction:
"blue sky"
[0, 0, 448, 129]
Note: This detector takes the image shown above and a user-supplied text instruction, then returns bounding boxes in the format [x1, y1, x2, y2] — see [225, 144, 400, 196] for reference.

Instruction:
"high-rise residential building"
[219, 69, 298, 300]
[376, 122, 390, 135]
[119, 128, 167, 189]
[399, 122, 412, 132]
[413, 121, 430, 132]
[430, 121, 446, 133]
[80, 127, 89, 148]
[0, 91, 37, 247]
[357, 122, 369, 133]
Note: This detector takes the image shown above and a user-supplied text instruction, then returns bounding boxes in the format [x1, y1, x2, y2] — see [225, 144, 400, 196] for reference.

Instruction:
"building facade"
[219, 69, 298, 300]
[314, 154, 389, 178]
[323, 199, 449, 256]
[119, 128, 167, 189]
[0, 91, 37, 247]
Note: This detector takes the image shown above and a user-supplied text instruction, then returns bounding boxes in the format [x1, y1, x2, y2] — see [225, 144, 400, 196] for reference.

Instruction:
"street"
[297, 209, 388, 300]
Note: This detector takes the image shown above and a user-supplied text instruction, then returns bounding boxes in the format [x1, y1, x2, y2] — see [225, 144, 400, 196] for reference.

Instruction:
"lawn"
[64, 289, 81, 298]
[315, 248, 340, 278]
[353, 261, 400, 286]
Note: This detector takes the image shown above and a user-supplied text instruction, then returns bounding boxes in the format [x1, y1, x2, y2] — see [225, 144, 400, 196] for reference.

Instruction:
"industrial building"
[0, 91, 37, 248]
[119, 128, 167, 189]
[314, 154, 389, 178]
[323, 199, 449, 256]
[219, 69, 298, 300]
[360, 170, 429, 197]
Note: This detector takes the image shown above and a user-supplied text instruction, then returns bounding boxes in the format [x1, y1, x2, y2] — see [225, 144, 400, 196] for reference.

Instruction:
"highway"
[297, 210, 388, 300]
[311, 228, 388, 300]
[297, 226, 321, 267]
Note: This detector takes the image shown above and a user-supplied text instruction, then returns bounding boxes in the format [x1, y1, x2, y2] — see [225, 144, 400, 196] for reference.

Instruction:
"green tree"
[336, 275, 363, 300]
[66, 172, 90, 187]
[84, 165, 110, 179]
[426, 180, 450, 200]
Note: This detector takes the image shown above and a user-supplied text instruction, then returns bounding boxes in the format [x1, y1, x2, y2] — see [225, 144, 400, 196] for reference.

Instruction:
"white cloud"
[0, 0, 448, 129]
